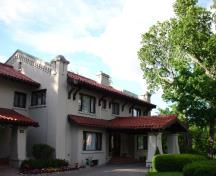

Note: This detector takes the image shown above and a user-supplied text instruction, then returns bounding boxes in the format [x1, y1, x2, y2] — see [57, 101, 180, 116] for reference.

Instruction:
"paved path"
[0, 166, 19, 176]
[0, 163, 148, 176]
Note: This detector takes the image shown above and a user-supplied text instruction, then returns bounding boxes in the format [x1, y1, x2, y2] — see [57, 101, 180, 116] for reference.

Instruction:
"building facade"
[0, 50, 186, 167]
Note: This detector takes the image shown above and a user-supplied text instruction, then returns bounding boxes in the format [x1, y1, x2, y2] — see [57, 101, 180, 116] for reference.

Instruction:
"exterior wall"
[6, 54, 60, 157]
[5, 50, 152, 165]
[67, 88, 148, 120]
[0, 78, 32, 115]
[66, 125, 107, 166]
[10, 127, 27, 167]
[0, 78, 34, 165]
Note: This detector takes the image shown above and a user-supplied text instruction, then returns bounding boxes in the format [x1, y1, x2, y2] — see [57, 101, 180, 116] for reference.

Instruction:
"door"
[110, 133, 121, 156]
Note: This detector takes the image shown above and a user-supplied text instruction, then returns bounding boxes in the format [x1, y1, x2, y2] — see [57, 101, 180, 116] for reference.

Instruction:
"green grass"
[147, 172, 183, 176]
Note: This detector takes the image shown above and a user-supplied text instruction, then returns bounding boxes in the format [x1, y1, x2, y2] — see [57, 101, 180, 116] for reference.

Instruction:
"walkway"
[0, 163, 148, 176]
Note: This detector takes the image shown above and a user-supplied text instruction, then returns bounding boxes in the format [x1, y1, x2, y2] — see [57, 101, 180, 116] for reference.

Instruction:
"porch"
[0, 108, 38, 168]
[108, 131, 182, 166]
[68, 114, 187, 167]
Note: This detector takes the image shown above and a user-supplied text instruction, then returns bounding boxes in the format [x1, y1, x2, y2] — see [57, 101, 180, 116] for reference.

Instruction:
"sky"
[0, 0, 212, 114]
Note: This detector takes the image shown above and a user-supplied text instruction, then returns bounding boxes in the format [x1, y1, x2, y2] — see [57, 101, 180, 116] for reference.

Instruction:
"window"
[112, 102, 119, 115]
[137, 135, 147, 150]
[132, 108, 141, 117]
[31, 89, 46, 106]
[14, 92, 26, 108]
[101, 99, 107, 109]
[79, 94, 96, 113]
[83, 131, 102, 151]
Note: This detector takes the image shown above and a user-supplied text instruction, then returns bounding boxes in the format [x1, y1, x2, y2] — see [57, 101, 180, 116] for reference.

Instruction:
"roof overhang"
[67, 72, 156, 109]
[0, 108, 39, 127]
[0, 63, 40, 88]
[68, 114, 187, 133]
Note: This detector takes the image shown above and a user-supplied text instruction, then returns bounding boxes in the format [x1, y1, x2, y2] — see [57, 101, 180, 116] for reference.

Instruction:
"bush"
[32, 144, 54, 159]
[20, 159, 68, 170]
[183, 160, 216, 176]
[152, 154, 206, 172]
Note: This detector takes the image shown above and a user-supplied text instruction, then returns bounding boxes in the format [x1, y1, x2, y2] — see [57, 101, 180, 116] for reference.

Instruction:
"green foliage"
[32, 144, 54, 160]
[138, 0, 216, 156]
[152, 154, 206, 172]
[190, 126, 209, 154]
[20, 159, 68, 170]
[183, 160, 216, 176]
[148, 172, 183, 176]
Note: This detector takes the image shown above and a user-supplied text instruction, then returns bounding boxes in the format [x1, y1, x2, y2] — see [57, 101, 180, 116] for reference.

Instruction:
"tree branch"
[188, 54, 215, 80]
[158, 74, 173, 84]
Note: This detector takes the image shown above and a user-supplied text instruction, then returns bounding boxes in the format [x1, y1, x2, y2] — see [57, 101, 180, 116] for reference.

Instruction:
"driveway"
[0, 163, 148, 176]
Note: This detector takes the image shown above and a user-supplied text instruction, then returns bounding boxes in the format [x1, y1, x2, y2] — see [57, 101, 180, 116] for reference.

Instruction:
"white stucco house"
[0, 50, 186, 168]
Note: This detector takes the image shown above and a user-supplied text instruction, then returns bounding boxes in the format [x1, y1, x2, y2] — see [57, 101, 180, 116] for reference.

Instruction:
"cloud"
[0, 54, 7, 63]
[0, 0, 174, 98]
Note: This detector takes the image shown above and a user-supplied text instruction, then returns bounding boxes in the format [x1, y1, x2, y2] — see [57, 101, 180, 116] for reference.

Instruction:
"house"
[0, 50, 186, 168]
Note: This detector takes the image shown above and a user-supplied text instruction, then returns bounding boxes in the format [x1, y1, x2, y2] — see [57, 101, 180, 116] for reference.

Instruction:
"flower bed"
[20, 166, 80, 175]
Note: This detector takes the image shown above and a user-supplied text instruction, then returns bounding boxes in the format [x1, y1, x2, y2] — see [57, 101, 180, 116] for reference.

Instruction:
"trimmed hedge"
[32, 144, 54, 159]
[152, 154, 206, 172]
[183, 160, 216, 176]
[21, 159, 68, 170]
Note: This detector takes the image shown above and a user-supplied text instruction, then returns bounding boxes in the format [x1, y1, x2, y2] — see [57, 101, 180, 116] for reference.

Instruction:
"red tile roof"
[108, 115, 177, 129]
[0, 108, 38, 127]
[68, 114, 186, 131]
[67, 71, 156, 108]
[68, 115, 107, 128]
[0, 63, 40, 87]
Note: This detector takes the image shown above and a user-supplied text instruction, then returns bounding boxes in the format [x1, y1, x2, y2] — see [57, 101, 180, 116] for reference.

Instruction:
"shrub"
[152, 154, 206, 172]
[32, 144, 54, 159]
[183, 160, 216, 176]
[20, 159, 68, 170]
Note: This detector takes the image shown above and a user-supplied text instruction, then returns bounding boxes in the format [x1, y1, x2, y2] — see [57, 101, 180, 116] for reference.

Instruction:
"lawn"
[147, 172, 183, 176]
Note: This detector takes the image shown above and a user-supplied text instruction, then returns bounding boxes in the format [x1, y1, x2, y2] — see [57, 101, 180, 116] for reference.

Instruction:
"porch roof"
[0, 108, 39, 127]
[68, 114, 187, 132]
[0, 63, 40, 87]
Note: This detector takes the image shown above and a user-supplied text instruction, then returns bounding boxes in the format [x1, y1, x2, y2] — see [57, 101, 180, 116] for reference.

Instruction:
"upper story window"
[132, 108, 141, 117]
[83, 131, 102, 151]
[137, 135, 147, 150]
[112, 102, 119, 115]
[31, 89, 46, 106]
[101, 99, 107, 109]
[79, 94, 96, 114]
[14, 91, 26, 108]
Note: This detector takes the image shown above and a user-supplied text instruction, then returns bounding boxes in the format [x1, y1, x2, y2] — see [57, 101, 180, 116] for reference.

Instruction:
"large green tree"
[138, 0, 216, 156]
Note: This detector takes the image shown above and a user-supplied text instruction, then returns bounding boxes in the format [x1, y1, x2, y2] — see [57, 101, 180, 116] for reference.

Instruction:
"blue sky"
[0, 0, 212, 114]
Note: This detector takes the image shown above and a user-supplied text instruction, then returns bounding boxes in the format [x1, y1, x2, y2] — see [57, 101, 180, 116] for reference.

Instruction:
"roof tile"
[68, 114, 182, 130]
[0, 63, 40, 87]
[0, 108, 38, 127]
[67, 71, 156, 108]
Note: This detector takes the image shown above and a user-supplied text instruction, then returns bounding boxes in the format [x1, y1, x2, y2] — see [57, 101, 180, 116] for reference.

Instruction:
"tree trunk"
[185, 116, 192, 150]
[208, 118, 215, 158]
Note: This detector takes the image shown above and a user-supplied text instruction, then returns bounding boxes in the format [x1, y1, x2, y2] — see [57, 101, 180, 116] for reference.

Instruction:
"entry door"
[113, 133, 121, 156]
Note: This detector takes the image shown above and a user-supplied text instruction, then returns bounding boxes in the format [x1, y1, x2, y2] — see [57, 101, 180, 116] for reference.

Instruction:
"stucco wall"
[66, 125, 107, 166]
[5, 51, 152, 164]
[6, 55, 59, 157]
[66, 88, 148, 120]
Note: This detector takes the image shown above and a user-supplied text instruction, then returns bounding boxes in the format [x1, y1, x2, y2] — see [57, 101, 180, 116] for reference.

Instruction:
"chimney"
[96, 71, 111, 86]
[141, 92, 151, 102]
[51, 55, 69, 75]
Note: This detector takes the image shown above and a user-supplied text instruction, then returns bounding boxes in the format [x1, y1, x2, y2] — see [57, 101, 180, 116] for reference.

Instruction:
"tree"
[138, 0, 216, 157]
